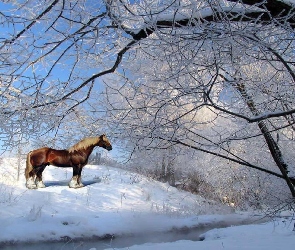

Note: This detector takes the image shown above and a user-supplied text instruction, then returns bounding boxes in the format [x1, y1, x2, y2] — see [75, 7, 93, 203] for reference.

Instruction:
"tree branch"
[4, 0, 60, 46]
[1, 40, 137, 115]
[160, 137, 295, 185]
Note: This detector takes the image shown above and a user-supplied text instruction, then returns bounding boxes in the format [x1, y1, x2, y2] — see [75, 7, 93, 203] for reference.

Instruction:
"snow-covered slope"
[0, 158, 294, 249]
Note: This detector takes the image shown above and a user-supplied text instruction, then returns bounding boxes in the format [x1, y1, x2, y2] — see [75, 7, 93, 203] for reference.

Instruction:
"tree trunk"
[160, 157, 166, 181]
[167, 158, 175, 186]
[235, 82, 295, 197]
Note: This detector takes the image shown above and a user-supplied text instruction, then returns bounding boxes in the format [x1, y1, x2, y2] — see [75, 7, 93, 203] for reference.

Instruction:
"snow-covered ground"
[0, 157, 294, 249]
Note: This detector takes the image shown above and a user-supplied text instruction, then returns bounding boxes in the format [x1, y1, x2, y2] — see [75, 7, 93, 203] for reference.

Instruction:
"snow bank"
[1, 158, 294, 250]
[0, 159, 233, 244]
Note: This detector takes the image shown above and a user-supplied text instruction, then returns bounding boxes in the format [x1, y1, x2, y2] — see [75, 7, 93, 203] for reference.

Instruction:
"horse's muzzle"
[106, 145, 112, 151]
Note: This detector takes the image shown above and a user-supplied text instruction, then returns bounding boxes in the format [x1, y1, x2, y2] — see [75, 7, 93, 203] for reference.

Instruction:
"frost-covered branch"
[227, 0, 295, 28]
[165, 136, 295, 184]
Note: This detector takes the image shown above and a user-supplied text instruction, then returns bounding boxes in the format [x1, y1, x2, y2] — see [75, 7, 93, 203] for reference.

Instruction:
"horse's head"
[98, 134, 112, 151]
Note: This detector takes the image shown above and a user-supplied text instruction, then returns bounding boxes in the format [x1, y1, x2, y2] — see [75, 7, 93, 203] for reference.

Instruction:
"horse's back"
[31, 147, 50, 154]
[29, 147, 71, 167]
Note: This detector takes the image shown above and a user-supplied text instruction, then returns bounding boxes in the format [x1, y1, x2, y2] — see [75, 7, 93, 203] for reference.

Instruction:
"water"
[1, 219, 265, 250]
[1, 228, 204, 250]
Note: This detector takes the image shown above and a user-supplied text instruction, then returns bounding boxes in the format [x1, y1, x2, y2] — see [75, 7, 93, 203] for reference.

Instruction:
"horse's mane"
[68, 137, 100, 153]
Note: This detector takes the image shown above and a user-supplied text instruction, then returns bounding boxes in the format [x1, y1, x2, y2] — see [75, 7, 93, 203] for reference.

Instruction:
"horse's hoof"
[68, 182, 79, 188]
[26, 177, 37, 189]
[68, 184, 84, 188]
[26, 183, 37, 189]
[36, 180, 46, 188]
[68, 176, 84, 188]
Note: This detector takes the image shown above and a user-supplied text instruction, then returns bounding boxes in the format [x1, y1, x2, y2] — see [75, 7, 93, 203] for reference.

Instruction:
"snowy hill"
[0, 158, 294, 249]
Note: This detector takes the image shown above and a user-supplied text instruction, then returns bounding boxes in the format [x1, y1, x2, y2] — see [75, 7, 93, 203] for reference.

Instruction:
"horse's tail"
[25, 151, 33, 180]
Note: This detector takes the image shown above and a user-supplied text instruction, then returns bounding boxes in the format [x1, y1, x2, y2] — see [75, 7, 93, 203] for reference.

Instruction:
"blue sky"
[0, 1, 111, 155]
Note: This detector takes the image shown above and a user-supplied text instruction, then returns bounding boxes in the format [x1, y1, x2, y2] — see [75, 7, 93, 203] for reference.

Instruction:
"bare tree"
[1, 0, 295, 199]
[100, 0, 295, 197]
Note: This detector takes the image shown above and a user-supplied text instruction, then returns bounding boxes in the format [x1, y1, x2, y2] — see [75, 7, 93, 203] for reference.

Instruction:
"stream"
[1, 218, 266, 250]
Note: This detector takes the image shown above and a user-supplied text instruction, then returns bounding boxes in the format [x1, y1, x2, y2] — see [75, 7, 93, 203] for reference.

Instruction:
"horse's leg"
[27, 166, 45, 188]
[69, 166, 80, 188]
[35, 165, 47, 188]
[69, 165, 84, 188]
[77, 166, 84, 188]
[26, 174, 37, 189]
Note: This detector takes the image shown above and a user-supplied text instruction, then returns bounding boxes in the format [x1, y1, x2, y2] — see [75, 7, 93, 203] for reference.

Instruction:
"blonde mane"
[68, 137, 100, 153]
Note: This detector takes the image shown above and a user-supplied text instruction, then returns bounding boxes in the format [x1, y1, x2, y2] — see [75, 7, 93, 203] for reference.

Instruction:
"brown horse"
[25, 134, 112, 189]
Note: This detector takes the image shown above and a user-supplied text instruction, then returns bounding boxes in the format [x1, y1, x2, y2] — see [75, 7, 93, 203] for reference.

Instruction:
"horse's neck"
[68, 145, 95, 157]
[83, 145, 96, 156]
